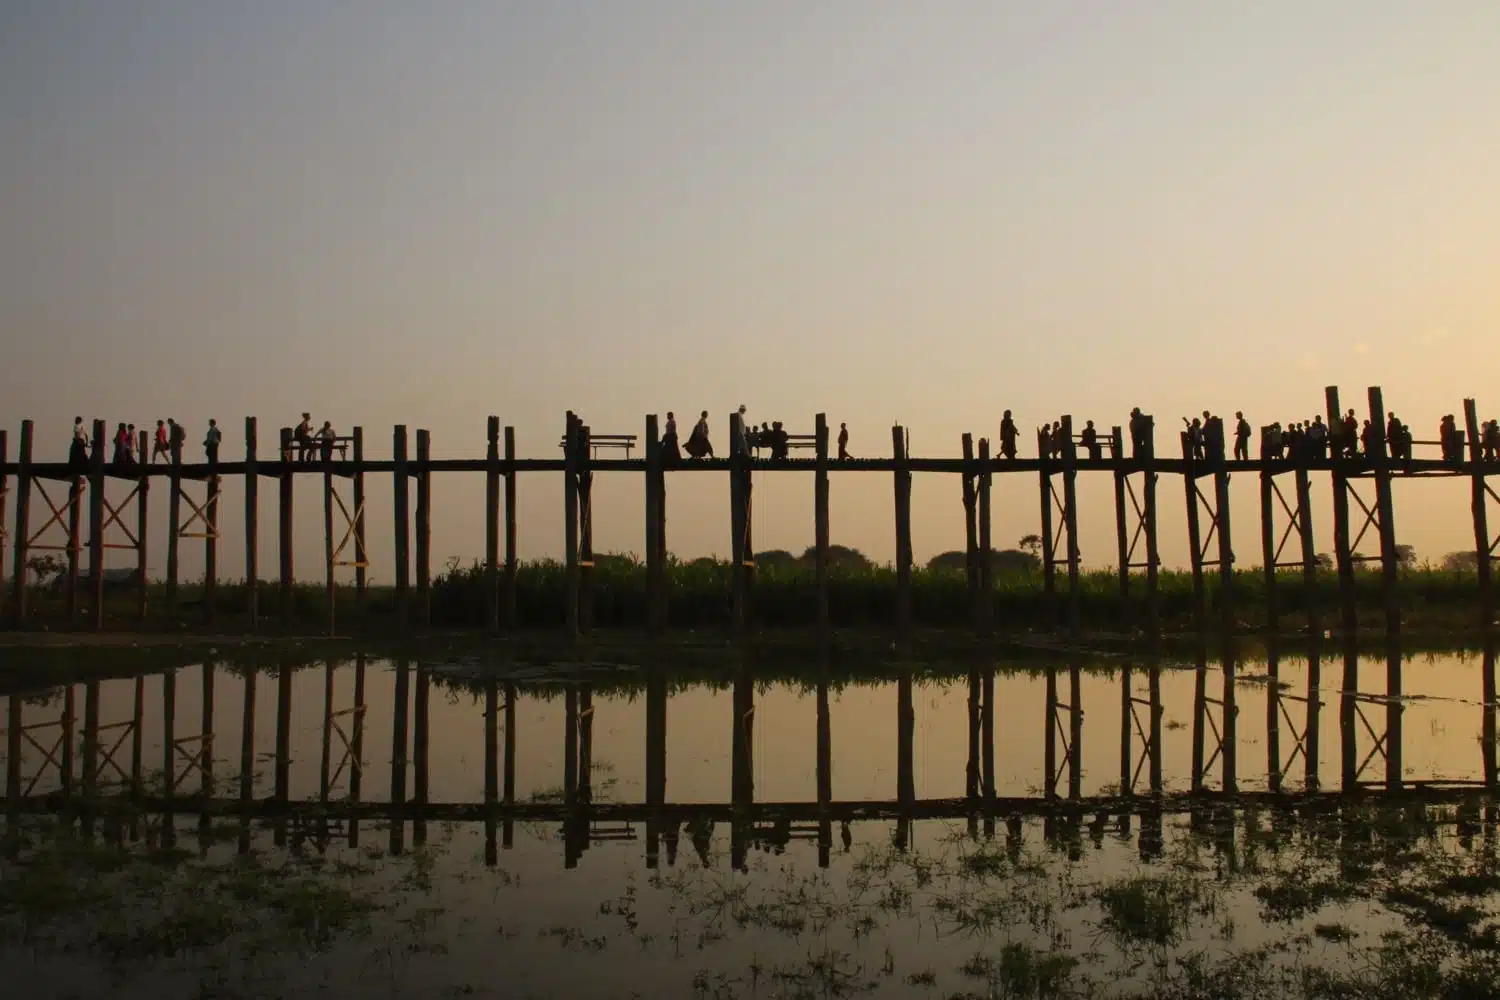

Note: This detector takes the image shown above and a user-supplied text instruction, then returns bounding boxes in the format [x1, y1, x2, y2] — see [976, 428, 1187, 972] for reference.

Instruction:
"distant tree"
[797, 544, 873, 570]
[593, 552, 641, 571]
[686, 556, 719, 572]
[926, 549, 1040, 575]
[755, 549, 799, 571]
[925, 551, 968, 573]
[1395, 544, 1417, 568]
[1316, 553, 1334, 572]
[991, 549, 1042, 574]
[1442, 551, 1479, 572]
[1018, 534, 1042, 557]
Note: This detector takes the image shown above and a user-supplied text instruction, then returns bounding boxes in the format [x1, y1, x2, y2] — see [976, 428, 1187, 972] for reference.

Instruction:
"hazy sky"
[3, 3, 1498, 583]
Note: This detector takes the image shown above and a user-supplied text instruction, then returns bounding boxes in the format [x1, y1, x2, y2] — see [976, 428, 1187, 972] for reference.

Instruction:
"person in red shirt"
[152, 420, 170, 463]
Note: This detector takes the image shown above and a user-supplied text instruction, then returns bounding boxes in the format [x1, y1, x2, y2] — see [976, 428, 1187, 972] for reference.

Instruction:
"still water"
[3, 647, 1500, 998]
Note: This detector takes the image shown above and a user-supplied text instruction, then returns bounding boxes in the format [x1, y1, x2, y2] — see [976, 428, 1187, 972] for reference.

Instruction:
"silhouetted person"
[126, 424, 137, 463]
[1128, 408, 1153, 460]
[767, 421, 790, 460]
[1360, 419, 1376, 457]
[735, 405, 750, 455]
[837, 423, 850, 460]
[1037, 423, 1052, 460]
[1080, 420, 1100, 460]
[1341, 409, 1358, 458]
[661, 411, 681, 463]
[204, 419, 221, 464]
[67, 417, 87, 469]
[1000, 410, 1018, 460]
[1184, 417, 1204, 461]
[1051, 420, 1064, 459]
[316, 420, 337, 462]
[1484, 420, 1500, 462]
[1386, 412, 1403, 460]
[1307, 415, 1328, 460]
[112, 422, 130, 465]
[1204, 412, 1225, 462]
[1441, 415, 1461, 462]
[1234, 412, 1250, 461]
[152, 420, 169, 463]
[684, 411, 713, 459]
[169, 418, 186, 462]
[295, 412, 314, 462]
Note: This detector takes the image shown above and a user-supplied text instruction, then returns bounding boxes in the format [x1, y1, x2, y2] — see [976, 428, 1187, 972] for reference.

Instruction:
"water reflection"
[4, 643, 1499, 869]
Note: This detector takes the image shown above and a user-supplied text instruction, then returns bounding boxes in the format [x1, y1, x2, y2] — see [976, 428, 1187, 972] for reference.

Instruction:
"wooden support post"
[1143, 430, 1162, 645]
[1214, 462, 1234, 637]
[1120, 663, 1133, 794]
[1340, 639, 1358, 790]
[5, 695, 19, 804]
[277, 427, 294, 630]
[645, 415, 664, 636]
[504, 426, 518, 628]
[484, 676, 498, 862]
[323, 446, 336, 636]
[166, 430, 182, 610]
[982, 666, 995, 800]
[352, 426, 366, 612]
[274, 661, 292, 807]
[413, 666, 430, 847]
[82, 680, 100, 804]
[1112, 427, 1130, 611]
[10, 421, 32, 624]
[415, 429, 431, 629]
[815, 414, 830, 635]
[731, 663, 754, 805]
[130, 675, 144, 797]
[1190, 645, 1207, 792]
[1060, 415, 1081, 636]
[162, 668, 176, 807]
[204, 452, 220, 627]
[961, 434, 979, 617]
[897, 667, 915, 807]
[1069, 663, 1083, 799]
[1183, 434, 1208, 639]
[1483, 637, 1497, 789]
[1295, 466, 1318, 634]
[978, 437, 993, 632]
[966, 667, 981, 798]
[66, 433, 89, 625]
[563, 685, 579, 805]
[201, 661, 216, 800]
[578, 424, 594, 634]
[729, 413, 748, 636]
[1325, 387, 1356, 638]
[1148, 663, 1163, 792]
[392, 426, 410, 628]
[816, 658, 831, 866]
[1367, 387, 1400, 636]
[1045, 665, 1059, 799]
[485, 416, 500, 632]
[646, 667, 667, 809]
[563, 413, 580, 638]
[1305, 641, 1323, 790]
[1464, 400, 1492, 629]
[1260, 458, 1278, 635]
[1385, 640, 1403, 789]
[892, 425, 912, 633]
[238, 667, 256, 852]
[1039, 426, 1056, 615]
[320, 660, 335, 803]
[389, 659, 410, 833]
[503, 679, 516, 849]
[87, 419, 105, 630]
[244, 419, 258, 628]
[0, 430, 7, 622]
[1221, 643, 1237, 793]
[350, 653, 367, 818]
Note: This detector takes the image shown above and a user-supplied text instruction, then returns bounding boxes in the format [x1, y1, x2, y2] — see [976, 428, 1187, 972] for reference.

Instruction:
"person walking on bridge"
[204, 419, 221, 465]
[837, 422, 850, 460]
[1000, 411, 1018, 460]
[1234, 412, 1251, 461]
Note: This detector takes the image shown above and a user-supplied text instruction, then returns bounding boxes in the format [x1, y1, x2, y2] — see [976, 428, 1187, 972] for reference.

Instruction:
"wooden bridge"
[3, 647, 1498, 869]
[2, 384, 1498, 639]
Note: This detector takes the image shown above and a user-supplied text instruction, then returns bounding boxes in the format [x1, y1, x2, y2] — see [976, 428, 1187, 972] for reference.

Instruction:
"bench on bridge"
[751, 432, 816, 458]
[559, 433, 639, 459]
[284, 436, 353, 462]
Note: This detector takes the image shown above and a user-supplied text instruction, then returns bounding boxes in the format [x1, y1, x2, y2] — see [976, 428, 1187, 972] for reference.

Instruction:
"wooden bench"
[752, 433, 816, 457]
[559, 433, 639, 459]
[284, 435, 352, 461]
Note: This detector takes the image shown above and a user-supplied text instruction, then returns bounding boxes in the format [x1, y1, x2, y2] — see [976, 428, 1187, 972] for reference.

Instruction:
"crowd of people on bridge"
[60, 411, 353, 471]
[659, 406, 853, 464]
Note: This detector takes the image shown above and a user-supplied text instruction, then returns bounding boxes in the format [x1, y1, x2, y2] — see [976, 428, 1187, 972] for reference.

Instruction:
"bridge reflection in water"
[3, 642, 1498, 871]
